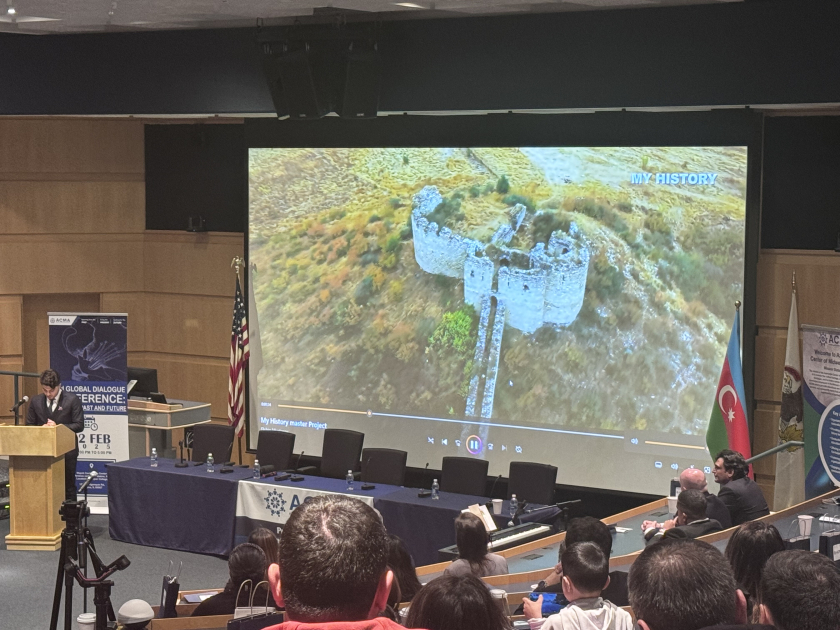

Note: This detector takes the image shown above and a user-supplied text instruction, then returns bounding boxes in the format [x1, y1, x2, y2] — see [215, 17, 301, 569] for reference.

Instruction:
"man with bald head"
[680, 468, 732, 530]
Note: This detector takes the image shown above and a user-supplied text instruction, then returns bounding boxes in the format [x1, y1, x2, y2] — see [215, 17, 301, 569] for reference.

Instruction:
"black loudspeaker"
[336, 46, 382, 119]
[262, 44, 331, 120]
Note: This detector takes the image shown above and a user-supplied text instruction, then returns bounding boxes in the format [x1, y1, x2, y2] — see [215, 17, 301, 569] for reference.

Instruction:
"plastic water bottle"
[431, 478, 440, 500]
[150, 448, 158, 468]
[346, 470, 354, 491]
[253, 458, 261, 479]
[509, 494, 518, 517]
[206, 452, 214, 473]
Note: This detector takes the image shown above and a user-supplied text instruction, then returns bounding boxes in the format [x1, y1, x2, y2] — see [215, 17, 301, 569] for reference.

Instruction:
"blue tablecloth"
[108, 458, 254, 556]
[108, 458, 550, 566]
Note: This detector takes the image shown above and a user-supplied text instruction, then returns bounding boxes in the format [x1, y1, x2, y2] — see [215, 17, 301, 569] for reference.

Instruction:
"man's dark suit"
[718, 477, 770, 526]
[663, 518, 723, 539]
[704, 491, 733, 529]
[26, 390, 84, 500]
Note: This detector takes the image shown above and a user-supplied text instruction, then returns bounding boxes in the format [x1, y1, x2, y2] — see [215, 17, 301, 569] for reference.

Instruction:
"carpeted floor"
[0, 510, 230, 629]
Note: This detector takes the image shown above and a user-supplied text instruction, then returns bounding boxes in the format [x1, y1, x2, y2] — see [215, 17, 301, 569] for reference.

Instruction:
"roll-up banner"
[801, 325, 840, 498]
[48, 312, 129, 513]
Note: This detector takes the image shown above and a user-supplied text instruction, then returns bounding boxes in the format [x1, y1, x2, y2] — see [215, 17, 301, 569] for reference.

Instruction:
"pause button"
[466, 435, 483, 455]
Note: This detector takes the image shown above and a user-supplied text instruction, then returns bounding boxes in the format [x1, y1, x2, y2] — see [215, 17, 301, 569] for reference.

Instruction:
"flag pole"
[231, 256, 244, 465]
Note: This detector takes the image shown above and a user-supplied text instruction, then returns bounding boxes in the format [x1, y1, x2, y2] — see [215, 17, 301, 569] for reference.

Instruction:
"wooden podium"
[0, 424, 77, 551]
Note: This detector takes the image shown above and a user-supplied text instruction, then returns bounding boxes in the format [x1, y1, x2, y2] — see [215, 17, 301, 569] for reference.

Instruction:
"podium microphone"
[9, 395, 28, 412]
[78, 471, 98, 494]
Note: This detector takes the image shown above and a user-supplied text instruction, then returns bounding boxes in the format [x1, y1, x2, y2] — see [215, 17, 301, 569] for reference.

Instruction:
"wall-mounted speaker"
[336, 46, 382, 119]
[262, 44, 332, 119]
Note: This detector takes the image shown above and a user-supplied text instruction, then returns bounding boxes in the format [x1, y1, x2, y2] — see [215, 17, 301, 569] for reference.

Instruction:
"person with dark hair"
[628, 538, 765, 630]
[443, 512, 508, 578]
[533, 516, 629, 607]
[524, 542, 632, 630]
[757, 549, 840, 630]
[26, 368, 84, 501]
[679, 467, 732, 529]
[642, 490, 722, 543]
[713, 449, 769, 525]
[192, 543, 268, 617]
[387, 534, 422, 603]
[264, 495, 404, 629]
[724, 521, 784, 621]
[249, 527, 281, 608]
[405, 573, 511, 630]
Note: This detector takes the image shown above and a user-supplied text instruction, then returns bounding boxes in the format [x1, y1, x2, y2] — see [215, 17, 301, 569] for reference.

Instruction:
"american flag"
[228, 276, 250, 438]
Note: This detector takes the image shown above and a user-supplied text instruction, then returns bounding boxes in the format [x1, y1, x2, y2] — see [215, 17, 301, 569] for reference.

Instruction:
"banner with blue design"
[802, 325, 840, 498]
[49, 312, 130, 513]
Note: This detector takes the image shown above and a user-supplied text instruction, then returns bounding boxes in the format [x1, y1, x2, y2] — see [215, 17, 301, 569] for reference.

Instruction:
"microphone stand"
[174, 440, 188, 468]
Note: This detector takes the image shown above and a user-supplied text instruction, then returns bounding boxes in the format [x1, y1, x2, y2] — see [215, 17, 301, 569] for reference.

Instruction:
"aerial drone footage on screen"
[248, 146, 748, 494]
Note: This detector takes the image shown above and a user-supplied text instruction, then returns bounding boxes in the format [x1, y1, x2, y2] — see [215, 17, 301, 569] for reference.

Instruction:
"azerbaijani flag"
[706, 309, 753, 474]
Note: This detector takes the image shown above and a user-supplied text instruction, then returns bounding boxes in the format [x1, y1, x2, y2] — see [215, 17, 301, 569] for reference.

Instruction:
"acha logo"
[820, 333, 829, 346]
[264, 489, 287, 517]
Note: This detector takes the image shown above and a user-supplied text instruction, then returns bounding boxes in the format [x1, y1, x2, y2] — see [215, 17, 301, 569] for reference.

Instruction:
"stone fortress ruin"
[411, 185, 590, 421]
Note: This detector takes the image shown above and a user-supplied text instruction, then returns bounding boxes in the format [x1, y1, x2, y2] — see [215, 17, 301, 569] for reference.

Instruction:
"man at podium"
[26, 369, 84, 500]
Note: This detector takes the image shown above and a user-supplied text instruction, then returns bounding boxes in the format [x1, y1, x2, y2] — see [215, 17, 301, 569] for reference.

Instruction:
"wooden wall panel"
[0, 295, 23, 356]
[141, 294, 230, 359]
[754, 329, 787, 404]
[0, 234, 144, 295]
[129, 352, 229, 421]
[1, 181, 145, 234]
[756, 250, 840, 329]
[100, 293, 146, 353]
[0, 119, 144, 175]
[0, 357, 24, 424]
[143, 232, 244, 297]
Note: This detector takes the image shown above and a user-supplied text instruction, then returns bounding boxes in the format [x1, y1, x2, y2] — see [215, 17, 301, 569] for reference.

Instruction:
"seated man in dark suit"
[643, 489, 722, 543]
[714, 449, 770, 526]
[26, 369, 84, 501]
[680, 467, 732, 529]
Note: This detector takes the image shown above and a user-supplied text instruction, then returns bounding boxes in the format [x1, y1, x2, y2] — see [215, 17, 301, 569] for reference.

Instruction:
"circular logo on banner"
[817, 400, 840, 486]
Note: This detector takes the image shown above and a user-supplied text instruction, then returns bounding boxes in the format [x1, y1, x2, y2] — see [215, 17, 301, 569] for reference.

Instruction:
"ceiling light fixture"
[6, 6, 15, 14]
[394, 2, 425, 8]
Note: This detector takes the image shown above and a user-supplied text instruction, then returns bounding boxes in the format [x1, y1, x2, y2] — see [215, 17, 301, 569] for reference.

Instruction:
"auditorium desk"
[108, 457, 537, 565]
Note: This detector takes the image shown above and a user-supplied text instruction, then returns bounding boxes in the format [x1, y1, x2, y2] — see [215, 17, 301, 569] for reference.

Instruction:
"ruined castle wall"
[497, 267, 546, 334]
[411, 186, 477, 278]
[480, 299, 507, 419]
[541, 233, 590, 326]
[464, 254, 495, 311]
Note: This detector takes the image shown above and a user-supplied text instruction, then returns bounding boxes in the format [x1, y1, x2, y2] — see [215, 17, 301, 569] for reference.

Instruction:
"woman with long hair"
[724, 520, 785, 621]
[248, 527, 281, 608]
[443, 512, 508, 578]
[387, 534, 423, 603]
[405, 574, 512, 630]
[192, 543, 268, 617]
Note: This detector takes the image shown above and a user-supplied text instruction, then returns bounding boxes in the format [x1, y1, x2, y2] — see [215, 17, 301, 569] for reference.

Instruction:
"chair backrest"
[440, 456, 489, 496]
[191, 424, 235, 463]
[320, 428, 364, 479]
[508, 461, 558, 506]
[256, 430, 296, 472]
[361, 448, 408, 486]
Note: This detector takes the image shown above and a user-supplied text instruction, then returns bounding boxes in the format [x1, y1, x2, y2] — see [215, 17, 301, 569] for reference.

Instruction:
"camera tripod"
[49, 499, 129, 630]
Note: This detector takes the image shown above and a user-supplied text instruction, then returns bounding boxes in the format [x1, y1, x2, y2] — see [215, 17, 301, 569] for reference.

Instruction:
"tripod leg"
[49, 535, 68, 630]
[64, 567, 75, 630]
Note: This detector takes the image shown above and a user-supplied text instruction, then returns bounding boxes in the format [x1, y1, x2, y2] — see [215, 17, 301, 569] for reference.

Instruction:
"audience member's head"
[227, 543, 268, 596]
[248, 527, 279, 566]
[680, 467, 708, 491]
[675, 489, 707, 524]
[561, 542, 609, 601]
[405, 574, 512, 630]
[562, 516, 613, 560]
[724, 521, 784, 618]
[387, 534, 422, 602]
[268, 495, 392, 623]
[117, 599, 154, 630]
[454, 512, 490, 572]
[629, 538, 746, 630]
[757, 549, 840, 630]
[714, 449, 749, 484]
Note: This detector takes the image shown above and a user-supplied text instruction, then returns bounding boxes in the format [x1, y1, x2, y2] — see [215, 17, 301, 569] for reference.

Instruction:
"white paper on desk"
[614, 526, 632, 533]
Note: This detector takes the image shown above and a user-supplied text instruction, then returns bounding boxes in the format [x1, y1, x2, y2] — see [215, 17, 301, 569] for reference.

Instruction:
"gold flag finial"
[735, 300, 742, 310]
[231, 256, 243, 276]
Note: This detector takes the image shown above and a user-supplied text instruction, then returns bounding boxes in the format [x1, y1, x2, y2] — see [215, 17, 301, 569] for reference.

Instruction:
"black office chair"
[508, 461, 558, 506]
[191, 424, 235, 464]
[256, 430, 296, 472]
[312, 428, 365, 479]
[361, 448, 408, 486]
[440, 456, 489, 496]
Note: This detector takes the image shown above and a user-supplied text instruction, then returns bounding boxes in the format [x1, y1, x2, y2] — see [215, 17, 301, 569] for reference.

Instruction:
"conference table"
[107, 457, 549, 566]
